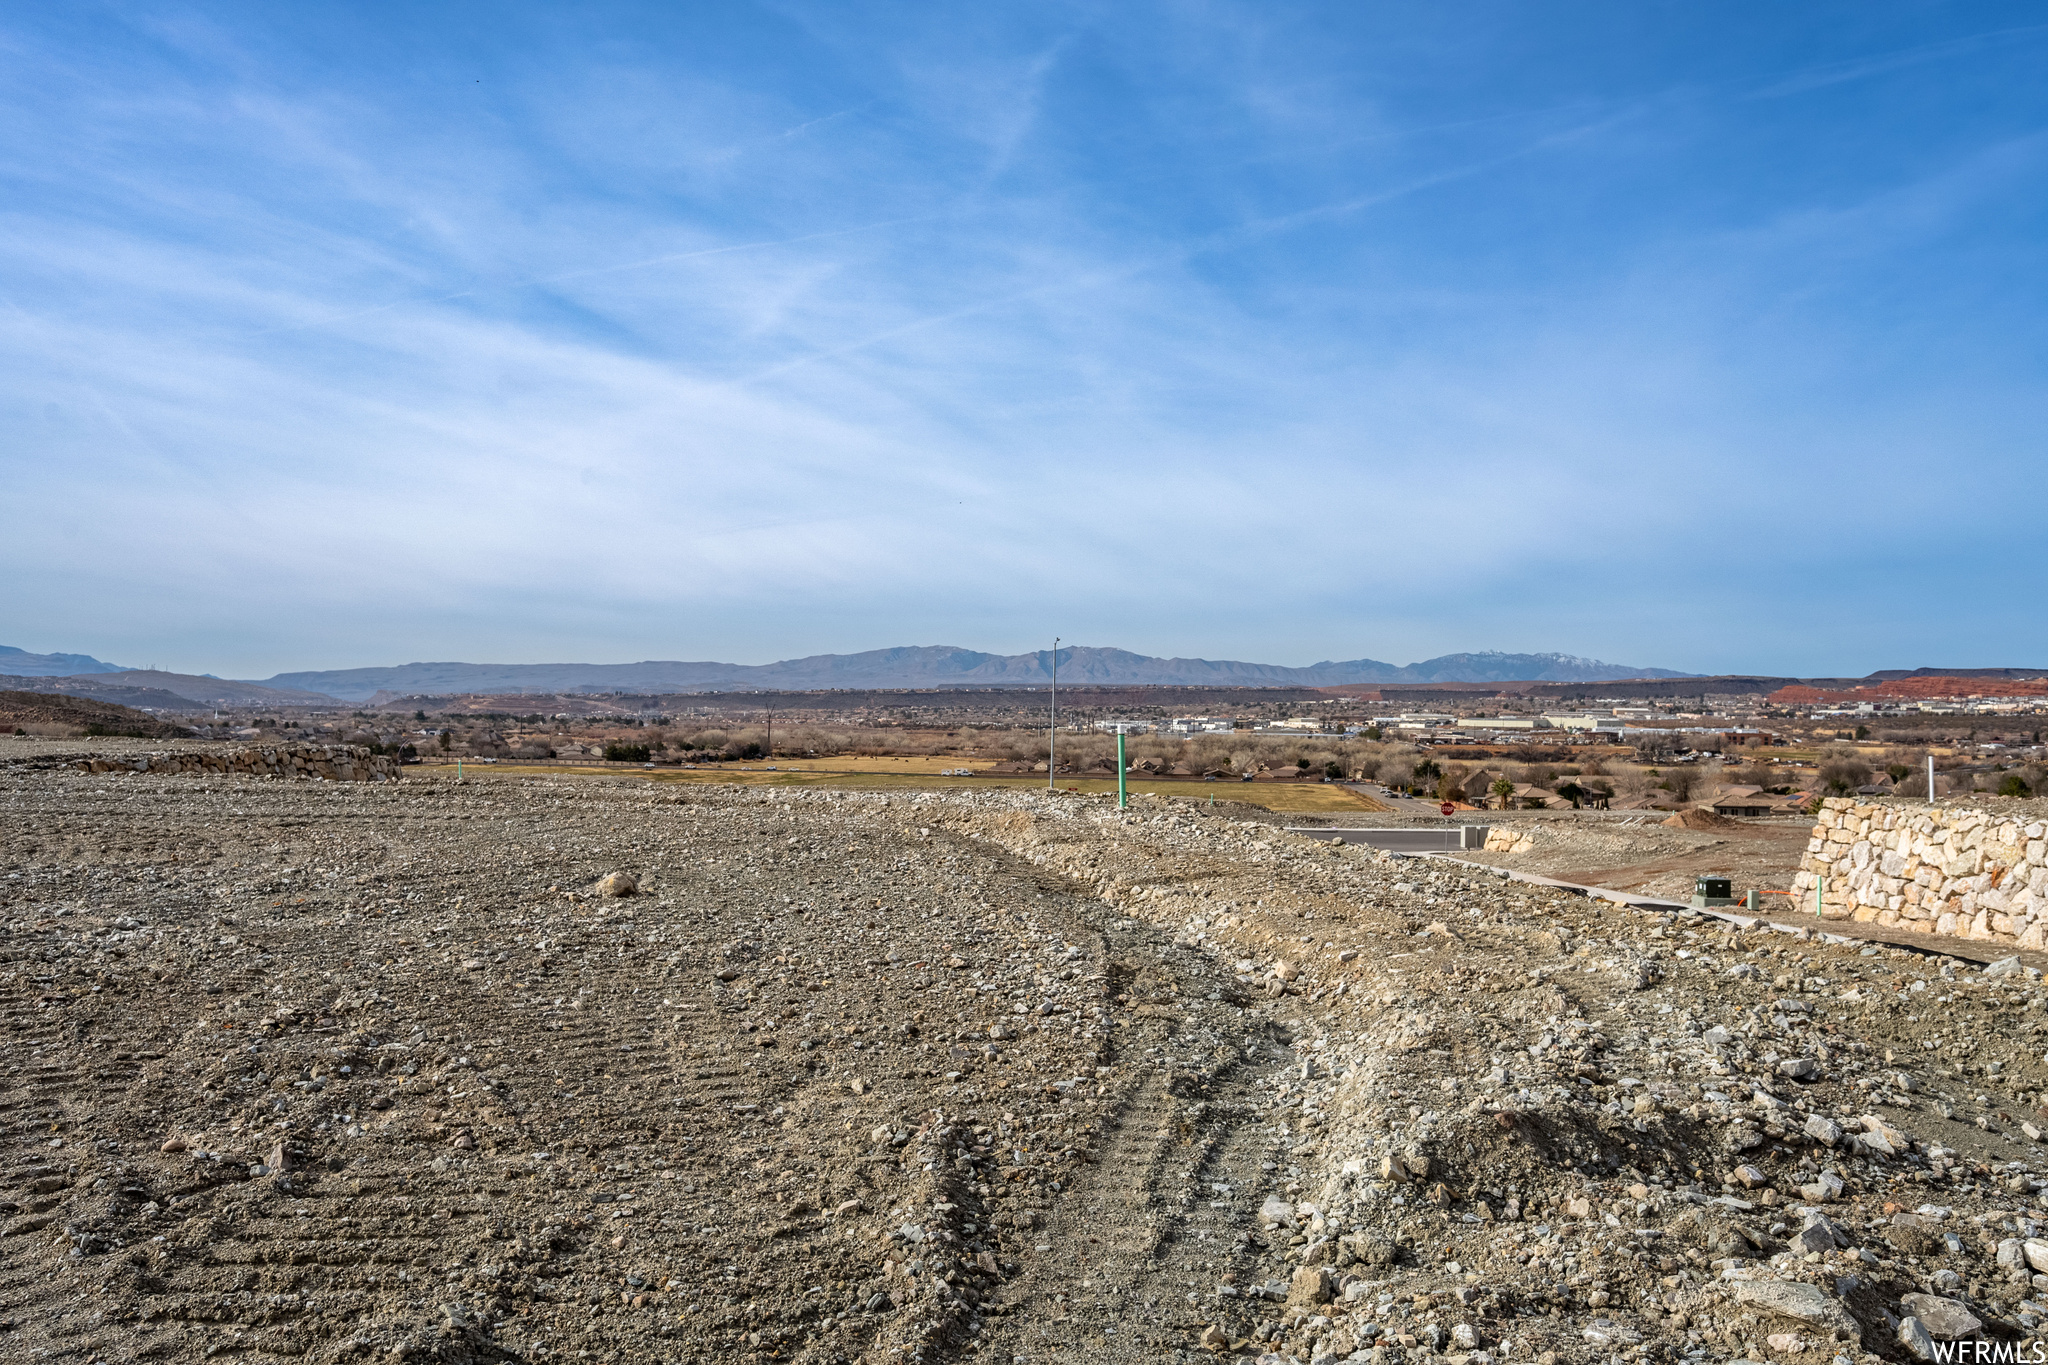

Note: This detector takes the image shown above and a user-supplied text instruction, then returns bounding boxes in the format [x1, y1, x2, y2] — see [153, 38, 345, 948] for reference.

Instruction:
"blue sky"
[3, 3, 2044, 679]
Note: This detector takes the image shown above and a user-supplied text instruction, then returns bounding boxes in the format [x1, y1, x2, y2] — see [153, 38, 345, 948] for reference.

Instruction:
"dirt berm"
[4, 758, 2048, 1365]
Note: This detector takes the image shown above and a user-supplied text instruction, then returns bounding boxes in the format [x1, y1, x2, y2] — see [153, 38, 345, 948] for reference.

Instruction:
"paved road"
[1345, 785, 1464, 817]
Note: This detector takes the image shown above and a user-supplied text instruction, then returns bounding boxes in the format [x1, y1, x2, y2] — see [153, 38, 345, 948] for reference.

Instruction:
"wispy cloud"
[1742, 21, 2048, 101]
[0, 3, 2043, 678]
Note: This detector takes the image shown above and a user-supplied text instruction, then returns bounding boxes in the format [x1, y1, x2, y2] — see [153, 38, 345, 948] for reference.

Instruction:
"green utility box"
[1691, 876, 1736, 908]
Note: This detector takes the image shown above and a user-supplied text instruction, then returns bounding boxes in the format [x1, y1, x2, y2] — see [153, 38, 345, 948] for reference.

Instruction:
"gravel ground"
[6, 754, 2048, 1365]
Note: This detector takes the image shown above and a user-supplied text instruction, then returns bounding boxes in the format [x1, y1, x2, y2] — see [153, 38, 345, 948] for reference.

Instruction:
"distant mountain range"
[257, 646, 1693, 702]
[6, 644, 2042, 709]
[0, 643, 1692, 705]
[0, 645, 128, 676]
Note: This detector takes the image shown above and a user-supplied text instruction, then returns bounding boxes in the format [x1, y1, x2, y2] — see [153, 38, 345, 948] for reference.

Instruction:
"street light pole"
[1049, 637, 1059, 793]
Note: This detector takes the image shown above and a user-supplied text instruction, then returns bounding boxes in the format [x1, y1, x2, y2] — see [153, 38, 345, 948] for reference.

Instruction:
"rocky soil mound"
[0, 689, 186, 738]
[1664, 810, 1749, 833]
[3, 761, 2048, 1365]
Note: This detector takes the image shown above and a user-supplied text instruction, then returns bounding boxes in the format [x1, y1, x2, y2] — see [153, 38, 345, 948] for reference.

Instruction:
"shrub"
[1998, 773, 2032, 798]
[1819, 760, 1871, 796]
[603, 743, 652, 763]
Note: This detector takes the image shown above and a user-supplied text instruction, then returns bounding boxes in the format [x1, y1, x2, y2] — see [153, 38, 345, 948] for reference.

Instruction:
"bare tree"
[1662, 768, 1702, 801]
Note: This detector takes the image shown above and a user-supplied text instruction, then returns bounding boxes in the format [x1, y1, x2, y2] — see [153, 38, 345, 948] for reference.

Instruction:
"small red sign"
[1440, 801, 1456, 816]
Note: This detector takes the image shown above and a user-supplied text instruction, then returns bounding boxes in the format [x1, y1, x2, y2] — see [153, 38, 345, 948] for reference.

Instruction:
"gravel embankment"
[4, 759, 2047, 1365]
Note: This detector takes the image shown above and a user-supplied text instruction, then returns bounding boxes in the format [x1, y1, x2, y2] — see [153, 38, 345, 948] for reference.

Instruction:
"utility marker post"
[1116, 726, 1128, 810]
[1928, 754, 1936, 805]
[1048, 637, 1059, 793]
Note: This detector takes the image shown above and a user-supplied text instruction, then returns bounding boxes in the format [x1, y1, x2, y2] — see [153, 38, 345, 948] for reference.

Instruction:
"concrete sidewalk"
[1418, 851, 2048, 970]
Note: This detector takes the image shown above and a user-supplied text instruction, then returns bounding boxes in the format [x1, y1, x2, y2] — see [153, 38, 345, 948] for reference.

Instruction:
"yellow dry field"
[708, 755, 980, 774]
[416, 762, 1388, 813]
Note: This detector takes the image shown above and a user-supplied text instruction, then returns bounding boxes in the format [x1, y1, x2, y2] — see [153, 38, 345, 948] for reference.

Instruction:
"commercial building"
[1541, 713, 1628, 734]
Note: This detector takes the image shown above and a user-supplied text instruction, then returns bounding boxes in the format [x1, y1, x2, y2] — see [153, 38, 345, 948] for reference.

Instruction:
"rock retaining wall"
[1794, 798, 2048, 945]
[71, 743, 402, 783]
[1483, 826, 1537, 854]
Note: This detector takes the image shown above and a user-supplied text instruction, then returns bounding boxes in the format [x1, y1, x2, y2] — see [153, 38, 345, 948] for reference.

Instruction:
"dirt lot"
[1440, 813, 1818, 905]
[7, 745, 2048, 1365]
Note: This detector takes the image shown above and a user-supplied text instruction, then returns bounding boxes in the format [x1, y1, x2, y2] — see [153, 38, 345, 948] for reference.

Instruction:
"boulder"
[1797, 1171, 1844, 1203]
[1287, 1264, 1334, 1307]
[1733, 1280, 1859, 1340]
[1886, 1214, 1941, 1258]
[1897, 1317, 1937, 1362]
[1789, 1216, 1847, 1256]
[1857, 1114, 1912, 1156]
[1899, 1294, 1981, 1340]
[1258, 1195, 1296, 1229]
[1804, 1114, 1843, 1147]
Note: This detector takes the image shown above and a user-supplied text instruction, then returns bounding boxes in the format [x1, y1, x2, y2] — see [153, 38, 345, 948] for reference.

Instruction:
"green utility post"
[1815, 873, 1824, 918]
[1048, 637, 1059, 794]
[1116, 727, 1128, 809]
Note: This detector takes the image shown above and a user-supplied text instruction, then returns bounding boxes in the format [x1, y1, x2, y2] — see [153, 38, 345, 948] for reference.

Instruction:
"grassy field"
[415, 761, 1389, 814]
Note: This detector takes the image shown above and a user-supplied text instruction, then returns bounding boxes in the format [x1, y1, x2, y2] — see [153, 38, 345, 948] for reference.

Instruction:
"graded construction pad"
[5, 761, 2048, 1364]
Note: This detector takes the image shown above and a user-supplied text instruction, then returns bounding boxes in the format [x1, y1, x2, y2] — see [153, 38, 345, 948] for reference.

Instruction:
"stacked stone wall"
[1483, 826, 1536, 854]
[1794, 797, 2048, 946]
[70, 743, 401, 783]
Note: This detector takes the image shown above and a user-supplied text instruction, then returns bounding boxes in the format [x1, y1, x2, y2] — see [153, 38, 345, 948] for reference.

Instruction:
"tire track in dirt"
[970, 913, 1289, 1363]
